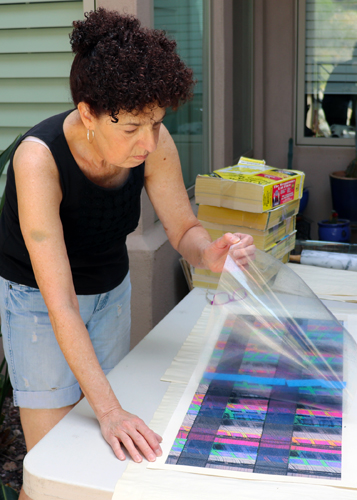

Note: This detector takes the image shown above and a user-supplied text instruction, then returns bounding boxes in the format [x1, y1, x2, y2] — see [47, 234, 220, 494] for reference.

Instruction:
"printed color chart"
[165, 316, 343, 479]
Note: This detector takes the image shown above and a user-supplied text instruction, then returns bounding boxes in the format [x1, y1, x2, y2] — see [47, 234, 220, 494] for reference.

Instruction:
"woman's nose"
[138, 129, 157, 153]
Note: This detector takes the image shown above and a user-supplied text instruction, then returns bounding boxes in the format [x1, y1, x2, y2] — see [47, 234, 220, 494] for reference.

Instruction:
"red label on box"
[272, 180, 296, 207]
[257, 173, 282, 181]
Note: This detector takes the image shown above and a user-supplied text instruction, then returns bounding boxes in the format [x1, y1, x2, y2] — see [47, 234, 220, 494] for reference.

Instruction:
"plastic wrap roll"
[301, 249, 357, 271]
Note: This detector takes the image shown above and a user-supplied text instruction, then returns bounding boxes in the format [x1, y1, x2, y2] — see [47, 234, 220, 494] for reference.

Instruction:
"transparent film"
[147, 250, 357, 486]
[206, 249, 357, 414]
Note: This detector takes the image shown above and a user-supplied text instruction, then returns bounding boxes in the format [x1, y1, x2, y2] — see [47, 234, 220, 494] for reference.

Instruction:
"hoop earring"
[87, 129, 94, 144]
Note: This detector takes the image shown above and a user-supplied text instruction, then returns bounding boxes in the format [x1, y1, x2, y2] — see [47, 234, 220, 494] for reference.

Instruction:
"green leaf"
[345, 157, 357, 178]
[0, 354, 5, 373]
[0, 363, 12, 418]
[0, 135, 21, 177]
[0, 134, 22, 215]
[0, 194, 5, 215]
[0, 480, 19, 500]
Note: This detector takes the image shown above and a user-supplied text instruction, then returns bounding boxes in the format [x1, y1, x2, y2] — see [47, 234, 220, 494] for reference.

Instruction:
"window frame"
[232, 0, 253, 163]
[296, 0, 355, 147]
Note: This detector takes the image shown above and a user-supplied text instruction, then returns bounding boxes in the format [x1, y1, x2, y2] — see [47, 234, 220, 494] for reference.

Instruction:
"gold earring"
[87, 129, 94, 144]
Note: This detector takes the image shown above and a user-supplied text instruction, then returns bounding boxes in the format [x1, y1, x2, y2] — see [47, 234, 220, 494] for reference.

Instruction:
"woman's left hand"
[202, 232, 255, 273]
[99, 407, 162, 463]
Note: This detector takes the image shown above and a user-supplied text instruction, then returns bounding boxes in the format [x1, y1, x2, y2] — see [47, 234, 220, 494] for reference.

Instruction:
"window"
[297, 0, 357, 146]
[154, 0, 210, 189]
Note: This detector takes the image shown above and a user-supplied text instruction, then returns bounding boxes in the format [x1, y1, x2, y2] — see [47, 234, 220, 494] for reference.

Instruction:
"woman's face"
[87, 105, 166, 169]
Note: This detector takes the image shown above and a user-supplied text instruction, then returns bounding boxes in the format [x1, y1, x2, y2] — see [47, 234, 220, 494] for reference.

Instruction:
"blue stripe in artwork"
[203, 373, 286, 385]
[286, 379, 346, 389]
[203, 373, 346, 389]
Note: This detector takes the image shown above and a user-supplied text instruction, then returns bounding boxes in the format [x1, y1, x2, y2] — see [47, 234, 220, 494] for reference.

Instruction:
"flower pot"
[318, 218, 351, 243]
[330, 171, 357, 223]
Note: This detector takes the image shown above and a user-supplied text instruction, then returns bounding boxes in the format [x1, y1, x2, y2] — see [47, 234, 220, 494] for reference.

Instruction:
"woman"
[0, 9, 254, 499]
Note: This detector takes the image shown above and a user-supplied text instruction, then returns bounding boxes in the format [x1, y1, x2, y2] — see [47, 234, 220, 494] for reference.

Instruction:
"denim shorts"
[0, 273, 131, 409]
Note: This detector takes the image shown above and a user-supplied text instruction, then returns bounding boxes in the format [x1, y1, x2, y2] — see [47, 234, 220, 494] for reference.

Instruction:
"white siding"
[0, 0, 83, 193]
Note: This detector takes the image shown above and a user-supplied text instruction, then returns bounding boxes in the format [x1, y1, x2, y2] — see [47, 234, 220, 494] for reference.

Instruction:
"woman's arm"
[145, 125, 255, 272]
[13, 142, 162, 463]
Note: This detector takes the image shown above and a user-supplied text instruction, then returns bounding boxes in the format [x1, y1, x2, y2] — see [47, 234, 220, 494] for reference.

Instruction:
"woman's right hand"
[98, 406, 163, 463]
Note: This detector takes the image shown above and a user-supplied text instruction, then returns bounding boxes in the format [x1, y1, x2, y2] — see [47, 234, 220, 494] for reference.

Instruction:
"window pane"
[304, 0, 357, 139]
[154, 0, 209, 188]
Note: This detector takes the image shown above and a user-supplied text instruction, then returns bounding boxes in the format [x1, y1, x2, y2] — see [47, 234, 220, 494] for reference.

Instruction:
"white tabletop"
[24, 287, 209, 500]
[23, 288, 357, 500]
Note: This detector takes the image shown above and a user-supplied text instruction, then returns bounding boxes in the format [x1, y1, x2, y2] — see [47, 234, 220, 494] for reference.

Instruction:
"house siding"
[0, 0, 83, 192]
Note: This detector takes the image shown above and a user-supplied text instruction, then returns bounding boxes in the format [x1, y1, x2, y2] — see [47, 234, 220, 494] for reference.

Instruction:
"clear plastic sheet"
[148, 250, 357, 485]
[208, 249, 357, 413]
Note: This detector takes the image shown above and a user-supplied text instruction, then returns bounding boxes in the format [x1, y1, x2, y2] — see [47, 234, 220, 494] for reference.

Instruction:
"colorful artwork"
[165, 316, 343, 480]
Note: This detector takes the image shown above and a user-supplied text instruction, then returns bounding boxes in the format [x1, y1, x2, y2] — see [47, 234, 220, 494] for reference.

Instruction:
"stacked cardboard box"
[192, 157, 304, 289]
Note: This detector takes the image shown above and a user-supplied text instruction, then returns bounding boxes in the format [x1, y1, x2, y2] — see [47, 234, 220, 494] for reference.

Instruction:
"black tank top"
[0, 110, 145, 294]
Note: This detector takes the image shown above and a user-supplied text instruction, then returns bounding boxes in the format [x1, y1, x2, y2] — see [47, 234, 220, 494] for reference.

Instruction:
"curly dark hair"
[69, 8, 195, 121]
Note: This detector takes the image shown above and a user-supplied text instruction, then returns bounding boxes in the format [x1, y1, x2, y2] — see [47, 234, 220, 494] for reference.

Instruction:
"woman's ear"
[77, 102, 96, 131]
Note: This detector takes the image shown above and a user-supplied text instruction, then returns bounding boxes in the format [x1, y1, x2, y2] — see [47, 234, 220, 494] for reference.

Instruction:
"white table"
[23, 288, 357, 500]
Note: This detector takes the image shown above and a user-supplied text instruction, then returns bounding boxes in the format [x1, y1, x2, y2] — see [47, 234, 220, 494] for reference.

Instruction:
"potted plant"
[330, 111, 357, 222]
[318, 211, 351, 242]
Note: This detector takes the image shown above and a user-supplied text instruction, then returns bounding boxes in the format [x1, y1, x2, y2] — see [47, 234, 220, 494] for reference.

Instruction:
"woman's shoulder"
[12, 140, 63, 209]
[15, 110, 78, 188]
[13, 110, 75, 176]
[22, 109, 75, 147]
[13, 139, 59, 178]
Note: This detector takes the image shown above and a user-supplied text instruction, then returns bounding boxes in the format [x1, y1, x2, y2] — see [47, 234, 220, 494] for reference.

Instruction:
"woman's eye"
[125, 129, 137, 134]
